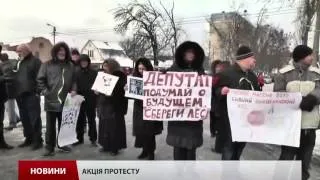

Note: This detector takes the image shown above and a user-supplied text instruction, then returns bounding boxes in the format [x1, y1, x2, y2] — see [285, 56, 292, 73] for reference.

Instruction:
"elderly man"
[15, 44, 43, 150]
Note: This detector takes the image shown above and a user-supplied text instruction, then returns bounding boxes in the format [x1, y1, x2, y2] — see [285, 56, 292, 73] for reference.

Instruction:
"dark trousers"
[0, 103, 5, 143]
[210, 112, 217, 136]
[76, 102, 97, 142]
[136, 135, 156, 154]
[45, 112, 62, 151]
[222, 132, 246, 160]
[16, 94, 42, 144]
[173, 147, 196, 160]
[214, 133, 223, 153]
[279, 129, 316, 180]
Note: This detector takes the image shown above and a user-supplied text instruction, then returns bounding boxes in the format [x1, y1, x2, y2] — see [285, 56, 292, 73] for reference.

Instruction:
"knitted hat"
[236, 46, 254, 60]
[292, 45, 313, 62]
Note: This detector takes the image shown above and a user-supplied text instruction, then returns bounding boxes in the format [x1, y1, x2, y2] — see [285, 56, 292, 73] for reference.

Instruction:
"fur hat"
[236, 46, 254, 60]
[174, 41, 205, 70]
[292, 45, 313, 62]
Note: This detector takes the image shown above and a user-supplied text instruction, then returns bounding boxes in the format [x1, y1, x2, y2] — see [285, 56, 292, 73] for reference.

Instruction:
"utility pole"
[47, 23, 56, 45]
[313, 1, 320, 63]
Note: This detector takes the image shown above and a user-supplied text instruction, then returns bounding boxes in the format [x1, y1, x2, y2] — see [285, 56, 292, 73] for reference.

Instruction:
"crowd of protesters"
[0, 41, 319, 180]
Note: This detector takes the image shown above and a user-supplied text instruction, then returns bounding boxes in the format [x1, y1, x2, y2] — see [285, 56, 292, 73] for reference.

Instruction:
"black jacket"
[76, 66, 98, 105]
[0, 60, 18, 98]
[215, 63, 261, 137]
[37, 60, 77, 112]
[0, 63, 8, 104]
[166, 41, 205, 150]
[14, 54, 41, 96]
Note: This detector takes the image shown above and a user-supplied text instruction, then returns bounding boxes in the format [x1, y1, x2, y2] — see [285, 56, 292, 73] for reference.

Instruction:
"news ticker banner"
[19, 160, 301, 180]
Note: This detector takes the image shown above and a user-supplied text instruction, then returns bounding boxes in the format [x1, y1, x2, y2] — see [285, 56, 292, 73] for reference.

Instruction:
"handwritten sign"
[227, 89, 302, 147]
[91, 72, 119, 96]
[58, 94, 85, 147]
[143, 71, 212, 121]
[125, 76, 143, 100]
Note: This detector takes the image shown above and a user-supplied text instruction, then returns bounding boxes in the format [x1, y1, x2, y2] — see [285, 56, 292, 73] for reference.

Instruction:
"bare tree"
[113, 0, 180, 66]
[120, 34, 150, 60]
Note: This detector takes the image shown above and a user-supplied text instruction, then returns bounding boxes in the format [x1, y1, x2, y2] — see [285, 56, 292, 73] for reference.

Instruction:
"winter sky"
[0, 0, 298, 49]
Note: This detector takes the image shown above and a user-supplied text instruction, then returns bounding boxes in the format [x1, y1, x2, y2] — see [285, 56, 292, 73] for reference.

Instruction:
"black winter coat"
[37, 60, 76, 112]
[0, 60, 18, 98]
[215, 63, 261, 138]
[14, 54, 41, 96]
[76, 67, 97, 106]
[98, 70, 128, 151]
[166, 41, 205, 150]
[0, 63, 8, 104]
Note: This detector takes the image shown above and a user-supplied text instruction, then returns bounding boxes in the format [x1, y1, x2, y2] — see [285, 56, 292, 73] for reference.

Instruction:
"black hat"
[236, 46, 254, 60]
[292, 45, 313, 62]
[79, 54, 91, 63]
[71, 49, 80, 55]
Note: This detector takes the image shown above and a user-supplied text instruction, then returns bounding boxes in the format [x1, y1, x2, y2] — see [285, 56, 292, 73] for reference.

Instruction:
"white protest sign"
[91, 72, 119, 96]
[143, 71, 212, 121]
[227, 89, 302, 147]
[58, 94, 85, 147]
[125, 76, 143, 100]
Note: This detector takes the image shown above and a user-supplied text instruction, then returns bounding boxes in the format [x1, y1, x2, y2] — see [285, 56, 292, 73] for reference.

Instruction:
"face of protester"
[138, 64, 146, 75]
[243, 56, 256, 70]
[72, 54, 80, 62]
[302, 54, 314, 66]
[103, 63, 110, 73]
[80, 60, 89, 68]
[184, 49, 195, 63]
[16, 46, 31, 60]
[215, 64, 224, 74]
[57, 47, 67, 61]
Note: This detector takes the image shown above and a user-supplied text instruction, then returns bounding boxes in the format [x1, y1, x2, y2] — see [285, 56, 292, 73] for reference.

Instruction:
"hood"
[51, 42, 71, 62]
[174, 41, 205, 70]
[79, 54, 91, 69]
[134, 58, 153, 77]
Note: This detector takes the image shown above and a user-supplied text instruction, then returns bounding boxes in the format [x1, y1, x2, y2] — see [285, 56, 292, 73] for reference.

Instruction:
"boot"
[72, 140, 84, 146]
[31, 143, 43, 151]
[91, 141, 98, 147]
[138, 150, 148, 159]
[43, 149, 55, 157]
[18, 138, 32, 148]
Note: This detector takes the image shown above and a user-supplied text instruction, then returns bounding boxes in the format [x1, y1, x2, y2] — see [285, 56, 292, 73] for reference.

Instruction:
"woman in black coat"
[132, 58, 163, 160]
[97, 59, 128, 156]
[166, 41, 205, 160]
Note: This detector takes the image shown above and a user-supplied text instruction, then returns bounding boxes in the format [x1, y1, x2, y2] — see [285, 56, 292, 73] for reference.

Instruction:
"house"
[5, 37, 53, 62]
[81, 40, 133, 68]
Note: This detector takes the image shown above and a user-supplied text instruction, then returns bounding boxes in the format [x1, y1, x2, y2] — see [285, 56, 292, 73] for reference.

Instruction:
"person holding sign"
[132, 58, 163, 160]
[74, 54, 98, 147]
[274, 45, 320, 180]
[97, 59, 128, 156]
[37, 42, 77, 156]
[165, 41, 205, 160]
[214, 46, 260, 160]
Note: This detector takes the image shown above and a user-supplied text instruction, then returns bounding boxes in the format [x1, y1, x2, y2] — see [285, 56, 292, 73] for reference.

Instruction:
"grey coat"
[37, 60, 76, 112]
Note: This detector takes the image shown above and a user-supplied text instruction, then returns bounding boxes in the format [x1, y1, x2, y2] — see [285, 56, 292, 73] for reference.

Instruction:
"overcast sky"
[0, 0, 298, 49]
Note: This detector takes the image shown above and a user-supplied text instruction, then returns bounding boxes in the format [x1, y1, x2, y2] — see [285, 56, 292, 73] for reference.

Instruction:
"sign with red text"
[227, 89, 302, 147]
[143, 71, 212, 121]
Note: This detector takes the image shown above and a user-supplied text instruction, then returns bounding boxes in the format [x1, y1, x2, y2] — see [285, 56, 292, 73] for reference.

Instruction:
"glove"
[160, 68, 168, 74]
[300, 94, 318, 112]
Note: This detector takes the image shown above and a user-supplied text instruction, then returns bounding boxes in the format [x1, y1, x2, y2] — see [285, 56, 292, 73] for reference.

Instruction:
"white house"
[81, 40, 133, 68]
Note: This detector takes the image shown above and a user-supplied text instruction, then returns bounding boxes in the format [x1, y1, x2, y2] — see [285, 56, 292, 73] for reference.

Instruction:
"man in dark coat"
[98, 59, 128, 156]
[0, 53, 19, 130]
[215, 46, 260, 160]
[132, 58, 163, 160]
[15, 44, 43, 150]
[0, 54, 14, 150]
[37, 42, 77, 156]
[166, 41, 205, 160]
[73, 54, 98, 146]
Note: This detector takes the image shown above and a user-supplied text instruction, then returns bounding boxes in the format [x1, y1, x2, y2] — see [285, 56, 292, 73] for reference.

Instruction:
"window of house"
[88, 50, 94, 57]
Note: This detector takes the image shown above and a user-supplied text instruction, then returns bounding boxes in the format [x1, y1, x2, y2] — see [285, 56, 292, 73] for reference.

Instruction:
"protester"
[257, 72, 265, 89]
[132, 58, 163, 160]
[210, 60, 222, 138]
[97, 59, 127, 156]
[74, 54, 98, 147]
[71, 49, 80, 66]
[37, 42, 77, 156]
[166, 41, 205, 160]
[274, 45, 320, 180]
[0, 53, 19, 130]
[15, 44, 43, 150]
[211, 60, 230, 153]
[215, 46, 260, 160]
[0, 54, 14, 150]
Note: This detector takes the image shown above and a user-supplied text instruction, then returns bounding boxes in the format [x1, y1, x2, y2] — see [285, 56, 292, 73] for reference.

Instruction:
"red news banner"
[143, 71, 212, 121]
